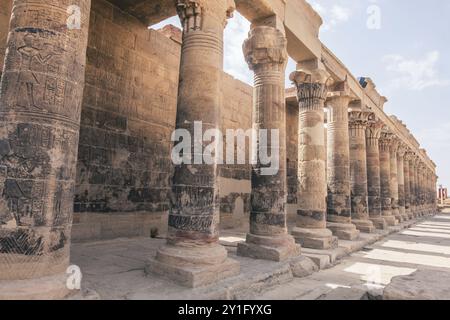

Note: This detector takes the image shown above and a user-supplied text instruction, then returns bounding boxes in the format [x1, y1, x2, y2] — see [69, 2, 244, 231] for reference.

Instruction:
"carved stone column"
[237, 25, 299, 261]
[413, 157, 421, 217]
[389, 138, 402, 223]
[365, 119, 387, 229]
[325, 88, 359, 240]
[409, 156, 417, 217]
[397, 144, 408, 221]
[0, 0, 91, 299]
[379, 131, 397, 226]
[404, 151, 413, 219]
[290, 68, 337, 250]
[418, 163, 425, 216]
[146, 0, 240, 288]
[349, 110, 374, 233]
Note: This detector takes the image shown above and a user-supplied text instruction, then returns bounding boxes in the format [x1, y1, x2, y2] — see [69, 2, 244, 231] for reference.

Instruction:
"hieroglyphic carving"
[0, 0, 91, 282]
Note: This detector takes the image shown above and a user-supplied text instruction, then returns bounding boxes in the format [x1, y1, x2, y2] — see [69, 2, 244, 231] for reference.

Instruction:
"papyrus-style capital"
[365, 116, 383, 146]
[243, 26, 287, 71]
[379, 130, 393, 151]
[290, 69, 332, 111]
[389, 136, 400, 155]
[397, 144, 407, 158]
[348, 110, 372, 130]
[176, 0, 236, 33]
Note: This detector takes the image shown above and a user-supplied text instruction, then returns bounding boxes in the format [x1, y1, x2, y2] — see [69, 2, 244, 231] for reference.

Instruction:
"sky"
[152, 0, 450, 188]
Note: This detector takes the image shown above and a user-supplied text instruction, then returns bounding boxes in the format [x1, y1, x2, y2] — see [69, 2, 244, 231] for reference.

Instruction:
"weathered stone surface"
[349, 109, 374, 233]
[326, 88, 353, 237]
[237, 25, 299, 262]
[146, 0, 240, 287]
[0, 0, 90, 298]
[290, 67, 335, 249]
[383, 270, 450, 300]
[379, 131, 398, 226]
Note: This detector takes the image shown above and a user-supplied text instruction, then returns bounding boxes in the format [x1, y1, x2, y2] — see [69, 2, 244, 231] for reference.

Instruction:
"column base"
[291, 227, 338, 250]
[369, 217, 388, 230]
[145, 244, 240, 288]
[237, 233, 300, 262]
[383, 215, 398, 226]
[394, 214, 404, 223]
[0, 272, 72, 300]
[327, 222, 360, 240]
[352, 219, 376, 233]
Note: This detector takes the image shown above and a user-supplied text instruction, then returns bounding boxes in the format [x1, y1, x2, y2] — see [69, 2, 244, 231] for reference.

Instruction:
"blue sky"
[152, 0, 450, 188]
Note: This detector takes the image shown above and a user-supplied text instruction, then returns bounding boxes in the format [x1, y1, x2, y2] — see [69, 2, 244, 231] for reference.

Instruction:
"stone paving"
[70, 210, 450, 300]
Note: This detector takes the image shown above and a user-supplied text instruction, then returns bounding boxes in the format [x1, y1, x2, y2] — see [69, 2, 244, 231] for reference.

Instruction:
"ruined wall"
[0, 0, 13, 76]
[218, 73, 252, 229]
[72, 0, 180, 241]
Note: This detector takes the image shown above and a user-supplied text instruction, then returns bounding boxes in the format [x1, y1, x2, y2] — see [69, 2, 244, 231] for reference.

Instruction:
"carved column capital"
[243, 26, 287, 71]
[176, 0, 236, 33]
[379, 130, 393, 151]
[365, 116, 383, 146]
[348, 110, 372, 130]
[290, 68, 332, 111]
[397, 144, 407, 158]
[389, 136, 400, 155]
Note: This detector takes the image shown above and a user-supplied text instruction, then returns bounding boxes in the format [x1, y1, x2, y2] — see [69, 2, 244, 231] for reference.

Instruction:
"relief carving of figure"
[16, 34, 61, 110]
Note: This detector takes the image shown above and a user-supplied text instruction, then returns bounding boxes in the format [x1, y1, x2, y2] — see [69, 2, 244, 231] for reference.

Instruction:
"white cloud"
[224, 12, 253, 85]
[383, 51, 450, 91]
[309, 1, 353, 31]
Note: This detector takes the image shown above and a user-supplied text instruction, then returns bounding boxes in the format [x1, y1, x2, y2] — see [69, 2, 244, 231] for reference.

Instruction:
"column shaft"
[349, 110, 374, 233]
[404, 153, 413, 219]
[237, 25, 299, 261]
[0, 0, 91, 299]
[290, 69, 337, 250]
[397, 145, 408, 220]
[325, 91, 359, 240]
[389, 139, 402, 222]
[366, 120, 387, 229]
[146, 0, 240, 288]
[379, 132, 397, 226]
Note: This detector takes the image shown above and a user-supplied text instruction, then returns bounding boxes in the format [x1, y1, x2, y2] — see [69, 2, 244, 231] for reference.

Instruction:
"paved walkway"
[70, 210, 450, 300]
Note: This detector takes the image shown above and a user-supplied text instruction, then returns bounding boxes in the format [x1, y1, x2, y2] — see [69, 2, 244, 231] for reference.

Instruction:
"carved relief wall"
[72, 0, 180, 240]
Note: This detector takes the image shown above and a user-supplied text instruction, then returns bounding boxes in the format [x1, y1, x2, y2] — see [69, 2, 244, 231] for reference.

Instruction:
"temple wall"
[71, 0, 254, 241]
[0, 0, 13, 76]
[72, 0, 180, 241]
[218, 73, 252, 229]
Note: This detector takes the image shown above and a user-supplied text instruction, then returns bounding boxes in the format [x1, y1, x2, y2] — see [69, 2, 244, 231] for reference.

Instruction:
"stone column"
[365, 119, 387, 229]
[397, 144, 408, 221]
[349, 110, 374, 233]
[0, 0, 91, 299]
[413, 158, 421, 217]
[418, 163, 425, 216]
[379, 131, 397, 226]
[237, 25, 299, 261]
[325, 88, 359, 240]
[389, 138, 402, 223]
[146, 0, 240, 288]
[404, 151, 413, 219]
[409, 156, 417, 217]
[290, 68, 337, 250]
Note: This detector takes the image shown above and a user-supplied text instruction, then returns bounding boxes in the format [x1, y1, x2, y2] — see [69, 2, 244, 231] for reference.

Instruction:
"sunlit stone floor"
[70, 210, 450, 300]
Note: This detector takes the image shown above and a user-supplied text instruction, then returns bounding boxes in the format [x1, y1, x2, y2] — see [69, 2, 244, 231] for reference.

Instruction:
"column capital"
[290, 68, 332, 111]
[365, 116, 383, 141]
[379, 130, 393, 151]
[348, 110, 372, 130]
[397, 143, 407, 158]
[389, 136, 400, 154]
[243, 26, 287, 71]
[176, 0, 236, 33]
